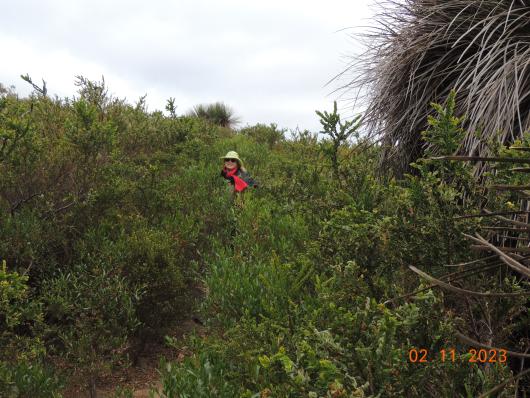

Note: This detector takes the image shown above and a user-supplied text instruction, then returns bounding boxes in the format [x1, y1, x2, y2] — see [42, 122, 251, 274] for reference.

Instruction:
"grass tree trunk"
[89, 373, 97, 398]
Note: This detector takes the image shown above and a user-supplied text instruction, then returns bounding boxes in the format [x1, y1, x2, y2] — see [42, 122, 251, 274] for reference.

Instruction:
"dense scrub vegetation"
[0, 80, 528, 397]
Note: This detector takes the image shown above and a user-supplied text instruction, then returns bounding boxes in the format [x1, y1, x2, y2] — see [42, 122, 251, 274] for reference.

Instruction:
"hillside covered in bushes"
[1, 79, 529, 397]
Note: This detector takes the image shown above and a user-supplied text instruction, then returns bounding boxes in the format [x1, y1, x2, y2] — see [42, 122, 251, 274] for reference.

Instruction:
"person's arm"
[239, 170, 258, 187]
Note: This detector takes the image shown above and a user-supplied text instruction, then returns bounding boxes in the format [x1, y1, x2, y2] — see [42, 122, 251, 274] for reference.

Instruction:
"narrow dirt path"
[62, 319, 205, 398]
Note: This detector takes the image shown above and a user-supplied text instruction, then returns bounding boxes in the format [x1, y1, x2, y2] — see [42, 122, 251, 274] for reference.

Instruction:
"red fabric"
[223, 167, 249, 192]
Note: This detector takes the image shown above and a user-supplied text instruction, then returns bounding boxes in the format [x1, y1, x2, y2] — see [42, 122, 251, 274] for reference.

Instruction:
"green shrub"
[41, 261, 140, 394]
[0, 260, 45, 362]
[239, 123, 285, 148]
[115, 226, 186, 334]
[153, 355, 240, 398]
[1, 79, 525, 397]
[0, 260, 59, 397]
[0, 361, 63, 398]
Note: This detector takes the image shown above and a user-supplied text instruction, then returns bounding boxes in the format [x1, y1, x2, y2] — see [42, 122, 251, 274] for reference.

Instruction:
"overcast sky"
[1, 0, 376, 133]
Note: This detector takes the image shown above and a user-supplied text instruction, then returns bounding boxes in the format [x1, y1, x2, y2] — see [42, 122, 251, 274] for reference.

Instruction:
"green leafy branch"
[316, 101, 362, 182]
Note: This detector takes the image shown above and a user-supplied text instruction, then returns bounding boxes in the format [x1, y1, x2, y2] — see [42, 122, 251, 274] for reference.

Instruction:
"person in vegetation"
[220, 151, 257, 193]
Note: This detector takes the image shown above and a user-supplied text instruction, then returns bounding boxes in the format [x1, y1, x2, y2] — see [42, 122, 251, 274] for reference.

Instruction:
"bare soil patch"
[61, 318, 205, 398]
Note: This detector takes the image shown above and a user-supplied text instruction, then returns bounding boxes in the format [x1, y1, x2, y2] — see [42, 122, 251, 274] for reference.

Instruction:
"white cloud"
[1, 0, 375, 131]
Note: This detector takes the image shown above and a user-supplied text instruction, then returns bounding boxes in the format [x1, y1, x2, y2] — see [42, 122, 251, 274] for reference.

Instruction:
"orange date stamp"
[407, 348, 507, 363]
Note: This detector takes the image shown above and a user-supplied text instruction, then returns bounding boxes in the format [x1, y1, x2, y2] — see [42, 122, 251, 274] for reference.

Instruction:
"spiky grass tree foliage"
[339, 0, 530, 175]
[189, 102, 239, 129]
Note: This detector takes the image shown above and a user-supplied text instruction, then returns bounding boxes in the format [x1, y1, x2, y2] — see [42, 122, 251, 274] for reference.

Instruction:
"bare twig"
[488, 185, 530, 191]
[483, 209, 530, 228]
[477, 368, 530, 398]
[456, 332, 530, 359]
[507, 167, 530, 173]
[431, 156, 530, 163]
[9, 192, 42, 215]
[408, 265, 528, 296]
[444, 255, 497, 267]
[384, 262, 502, 305]
[470, 245, 530, 253]
[465, 233, 530, 278]
[455, 210, 530, 219]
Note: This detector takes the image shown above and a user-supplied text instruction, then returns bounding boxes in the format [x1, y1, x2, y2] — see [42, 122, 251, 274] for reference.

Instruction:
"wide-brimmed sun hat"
[220, 151, 243, 167]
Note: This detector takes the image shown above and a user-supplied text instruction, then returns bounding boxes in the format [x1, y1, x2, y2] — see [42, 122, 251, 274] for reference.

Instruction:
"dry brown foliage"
[337, 0, 530, 175]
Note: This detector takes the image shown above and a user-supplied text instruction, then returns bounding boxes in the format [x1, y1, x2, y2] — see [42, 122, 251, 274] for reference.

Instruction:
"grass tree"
[337, 0, 530, 175]
[188, 102, 240, 129]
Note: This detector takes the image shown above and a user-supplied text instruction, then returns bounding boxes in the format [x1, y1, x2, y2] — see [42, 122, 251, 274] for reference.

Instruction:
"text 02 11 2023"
[407, 348, 507, 363]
